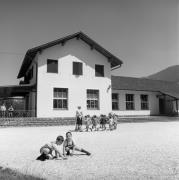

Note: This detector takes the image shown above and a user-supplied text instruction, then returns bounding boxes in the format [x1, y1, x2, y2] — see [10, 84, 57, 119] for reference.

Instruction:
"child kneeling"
[63, 132, 91, 156]
[36, 135, 67, 161]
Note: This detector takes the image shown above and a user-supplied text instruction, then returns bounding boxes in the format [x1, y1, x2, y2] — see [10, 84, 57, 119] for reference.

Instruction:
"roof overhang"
[0, 84, 36, 98]
[158, 91, 179, 100]
[18, 32, 123, 78]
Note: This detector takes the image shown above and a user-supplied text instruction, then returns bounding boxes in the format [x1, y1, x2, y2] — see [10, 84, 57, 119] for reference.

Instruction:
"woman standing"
[75, 106, 83, 131]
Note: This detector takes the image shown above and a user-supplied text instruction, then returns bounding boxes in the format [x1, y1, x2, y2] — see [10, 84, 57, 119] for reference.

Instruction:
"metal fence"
[0, 110, 36, 118]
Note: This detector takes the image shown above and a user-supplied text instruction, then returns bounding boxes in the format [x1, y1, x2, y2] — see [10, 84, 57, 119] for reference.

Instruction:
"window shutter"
[95, 65, 104, 77]
[73, 62, 83, 75]
[47, 59, 58, 73]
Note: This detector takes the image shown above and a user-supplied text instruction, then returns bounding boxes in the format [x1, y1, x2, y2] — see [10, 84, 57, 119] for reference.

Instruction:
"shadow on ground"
[0, 166, 44, 180]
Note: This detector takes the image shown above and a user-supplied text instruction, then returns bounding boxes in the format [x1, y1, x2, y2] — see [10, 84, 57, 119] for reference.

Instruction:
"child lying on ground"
[36, 135, 67, 161]
[63, 131, 91, 156]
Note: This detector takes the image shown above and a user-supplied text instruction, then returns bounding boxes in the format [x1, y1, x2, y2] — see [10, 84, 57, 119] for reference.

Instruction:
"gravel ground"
[1, 122, 179, 180]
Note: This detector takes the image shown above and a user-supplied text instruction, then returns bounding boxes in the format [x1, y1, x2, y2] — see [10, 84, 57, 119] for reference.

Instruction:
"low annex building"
[0, 32, 178, 117]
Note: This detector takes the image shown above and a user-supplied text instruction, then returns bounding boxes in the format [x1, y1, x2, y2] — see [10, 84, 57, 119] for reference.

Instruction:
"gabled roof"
[112, 76, 179, 99]
[18, 32, 123, 78]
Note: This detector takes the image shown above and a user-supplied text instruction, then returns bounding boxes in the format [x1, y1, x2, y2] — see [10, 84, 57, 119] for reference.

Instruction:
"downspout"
[34, 61, 38, 117]
[176, 99, 179, 116]
[164, 94, 166, 115]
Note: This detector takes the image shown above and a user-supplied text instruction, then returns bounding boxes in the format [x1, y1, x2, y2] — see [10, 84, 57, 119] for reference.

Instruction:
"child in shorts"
[63, 131, 91, 156]
[100, 114, 107, 130]
[91, 115, 99, 131]
[84, 115, 92, 131]
[36, 135, 67, 161]
[113, 114, 118, 130]
[108, 114, 114, 130]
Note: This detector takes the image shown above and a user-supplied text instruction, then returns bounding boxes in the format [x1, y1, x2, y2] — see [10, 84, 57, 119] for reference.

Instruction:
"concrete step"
[0, 116, 178, 127]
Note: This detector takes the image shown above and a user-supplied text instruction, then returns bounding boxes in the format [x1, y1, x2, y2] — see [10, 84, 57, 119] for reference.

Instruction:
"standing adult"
[75, 106, 83, 131]
[1, 103, 6, 117]
[8, 105, 14, 117]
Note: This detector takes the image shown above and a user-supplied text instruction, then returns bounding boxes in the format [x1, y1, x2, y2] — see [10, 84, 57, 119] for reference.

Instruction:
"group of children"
[36, 131, 91, 161]
[0, 103, 14, 117]
[76, 113, 118, 132]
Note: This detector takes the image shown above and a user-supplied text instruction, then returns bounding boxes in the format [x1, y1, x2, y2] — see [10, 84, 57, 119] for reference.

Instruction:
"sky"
[0, 0, 178, 85]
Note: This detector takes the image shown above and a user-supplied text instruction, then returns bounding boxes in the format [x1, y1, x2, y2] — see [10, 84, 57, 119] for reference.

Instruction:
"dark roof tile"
[18, 32, 123, 78]
[112, 76, 179, 99]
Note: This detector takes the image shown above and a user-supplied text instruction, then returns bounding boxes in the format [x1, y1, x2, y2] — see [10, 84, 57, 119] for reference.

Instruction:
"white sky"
[0, 0, 178, 85]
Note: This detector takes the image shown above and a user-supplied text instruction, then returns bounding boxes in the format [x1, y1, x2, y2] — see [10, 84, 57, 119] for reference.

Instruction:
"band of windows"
[112, 93, 149, 110]
[47, 59, 104, 77]
[53, 90, 149, 110]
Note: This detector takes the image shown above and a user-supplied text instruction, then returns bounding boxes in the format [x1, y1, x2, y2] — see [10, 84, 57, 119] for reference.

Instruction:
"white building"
[0, 32, 178, 117]
[111, 76, 179, 116]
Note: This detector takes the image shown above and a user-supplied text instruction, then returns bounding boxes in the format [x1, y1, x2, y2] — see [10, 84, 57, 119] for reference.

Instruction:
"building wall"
[28, 91, 36, 116]
[172, 99, 179, 115]
[112, 90, 160, 116]
[36, 39, 112, 117]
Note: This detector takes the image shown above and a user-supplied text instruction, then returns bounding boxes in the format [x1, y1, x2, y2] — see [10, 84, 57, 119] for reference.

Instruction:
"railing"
[0, 110, 36, 118]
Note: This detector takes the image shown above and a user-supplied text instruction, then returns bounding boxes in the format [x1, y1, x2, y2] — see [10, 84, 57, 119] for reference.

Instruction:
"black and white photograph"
[0, 0, 179, 179]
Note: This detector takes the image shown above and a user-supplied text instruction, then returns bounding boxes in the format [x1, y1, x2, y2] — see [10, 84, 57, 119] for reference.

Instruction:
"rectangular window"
[53, 88, 68, 109]
[112, 93, 119, 110]
[141, 94, 149, 110]
[95, 64, 104, 77]
[87, 89, 99, 110]
[73, 62, 83, 75]
[47, 59, 58, 73]
[126, 94, 135, 110]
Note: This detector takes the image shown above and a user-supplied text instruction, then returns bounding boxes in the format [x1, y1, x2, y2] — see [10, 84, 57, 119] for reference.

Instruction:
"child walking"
[108, 114, 114, 130]
[63, 132, 91, 156]
[75, 106, 83, 131]
[36, 135, 67, 161]
[113, 114, 118, 130]
[100, 114, 107, 130]
[91, 115, 99, 131]
[84, 115, 92, 132]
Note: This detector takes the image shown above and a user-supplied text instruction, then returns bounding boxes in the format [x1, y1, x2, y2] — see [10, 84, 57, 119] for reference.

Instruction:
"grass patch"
[0, 166, 44, 180]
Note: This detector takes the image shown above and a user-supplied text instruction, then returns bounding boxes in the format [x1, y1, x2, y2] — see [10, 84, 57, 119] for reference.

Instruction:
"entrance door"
[159, 98, 165, 115]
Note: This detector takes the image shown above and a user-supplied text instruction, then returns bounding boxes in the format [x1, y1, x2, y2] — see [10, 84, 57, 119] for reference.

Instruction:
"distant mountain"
[146, 65, 179, 83]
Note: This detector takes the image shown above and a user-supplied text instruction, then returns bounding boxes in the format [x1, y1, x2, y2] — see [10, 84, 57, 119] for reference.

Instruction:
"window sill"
[53, 108, 68, 110]
[87, 109, 100, 110]
[47, 72, 58, 74]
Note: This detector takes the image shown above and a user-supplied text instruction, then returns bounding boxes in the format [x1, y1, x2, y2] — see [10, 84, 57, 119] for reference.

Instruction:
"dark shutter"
[73, 62, 83, 75]
[47, 59, 58, 73]
[95, 65, 104, 77]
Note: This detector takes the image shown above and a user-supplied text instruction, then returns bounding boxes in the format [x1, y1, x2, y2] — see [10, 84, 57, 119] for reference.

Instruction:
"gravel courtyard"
[1, 121, 179, 180]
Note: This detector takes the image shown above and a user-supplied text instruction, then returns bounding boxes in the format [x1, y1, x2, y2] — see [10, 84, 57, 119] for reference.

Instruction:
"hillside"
[146, 65, 179, 82]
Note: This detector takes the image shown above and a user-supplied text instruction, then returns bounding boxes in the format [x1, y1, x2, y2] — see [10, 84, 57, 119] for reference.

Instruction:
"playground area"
[1, 121, 179, 179]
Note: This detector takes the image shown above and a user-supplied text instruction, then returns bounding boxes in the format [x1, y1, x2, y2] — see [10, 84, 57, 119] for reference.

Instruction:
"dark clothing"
[77, 116, 82, 125]
[36, 153, 49, 161]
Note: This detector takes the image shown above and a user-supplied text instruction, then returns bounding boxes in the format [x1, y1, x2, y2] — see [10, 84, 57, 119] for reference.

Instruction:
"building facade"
[17, 32, 122, 117]
[0, 32, 178, 117]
